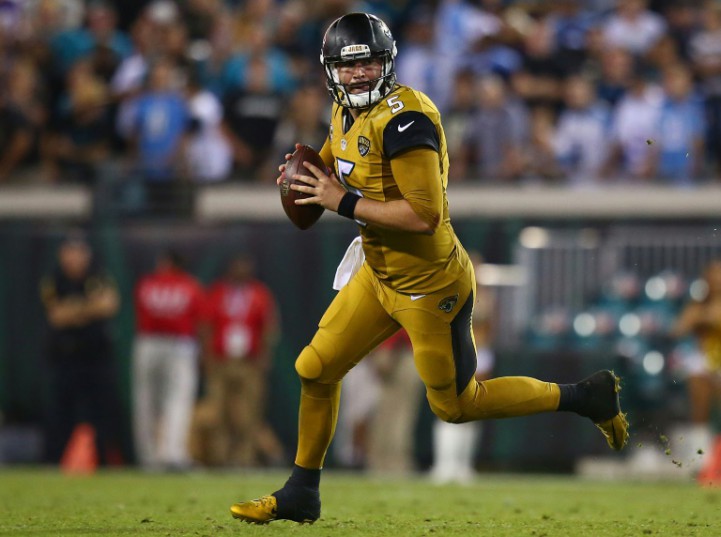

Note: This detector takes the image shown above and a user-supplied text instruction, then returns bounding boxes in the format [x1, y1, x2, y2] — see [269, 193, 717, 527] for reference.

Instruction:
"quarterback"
[231, 12, 628, 524]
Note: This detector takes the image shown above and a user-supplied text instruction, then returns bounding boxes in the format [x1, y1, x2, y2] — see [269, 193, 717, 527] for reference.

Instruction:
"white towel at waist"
[333, 236, 365, 291]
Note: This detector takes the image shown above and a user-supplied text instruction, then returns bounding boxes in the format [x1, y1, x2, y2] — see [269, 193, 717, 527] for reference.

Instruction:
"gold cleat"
[592, 372, 629, 451]
[230, 492, 319, 525]
[230, 495, 278, 524]
[594, 411, 629, 451]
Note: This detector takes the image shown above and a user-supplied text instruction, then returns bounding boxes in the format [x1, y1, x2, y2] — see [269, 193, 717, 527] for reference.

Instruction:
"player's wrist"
[337, 192, 361, 219]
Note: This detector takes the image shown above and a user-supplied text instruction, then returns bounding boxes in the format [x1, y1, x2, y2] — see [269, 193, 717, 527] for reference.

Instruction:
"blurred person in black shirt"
[0, 60, 45, 182]
[221, 29, 287, 181]
[44, 60, 113, 184]
[40, 233, 124, 465]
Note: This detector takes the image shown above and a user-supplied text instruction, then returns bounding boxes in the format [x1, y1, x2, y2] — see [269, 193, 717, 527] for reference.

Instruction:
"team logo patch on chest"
[358, 136, 371, 157]
[438, 294, 459, 313]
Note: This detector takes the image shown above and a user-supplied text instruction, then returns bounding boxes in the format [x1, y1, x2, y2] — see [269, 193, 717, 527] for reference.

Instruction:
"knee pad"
[295, 345, 324, 381]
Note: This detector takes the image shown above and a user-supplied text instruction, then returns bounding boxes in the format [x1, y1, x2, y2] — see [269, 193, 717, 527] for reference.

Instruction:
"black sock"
[273, 465, 322, 521]
[286, 464, 321, 490]
[557, 371, 617, 420]
[557, 383, 581, 413]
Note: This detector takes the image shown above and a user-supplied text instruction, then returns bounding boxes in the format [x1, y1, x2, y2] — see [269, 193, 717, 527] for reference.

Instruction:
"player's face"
[59, 242, 91, 280]
[336, 58, 383, 94]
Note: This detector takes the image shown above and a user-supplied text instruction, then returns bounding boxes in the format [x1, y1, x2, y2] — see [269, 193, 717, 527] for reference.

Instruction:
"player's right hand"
[276, 143, 304, 186]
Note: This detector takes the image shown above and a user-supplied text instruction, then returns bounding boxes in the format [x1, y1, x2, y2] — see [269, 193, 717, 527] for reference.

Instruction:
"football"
[279, 145, 327, 230]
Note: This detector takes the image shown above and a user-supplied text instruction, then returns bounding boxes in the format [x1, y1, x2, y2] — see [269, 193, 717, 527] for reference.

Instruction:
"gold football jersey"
[325, 84, 470, 294]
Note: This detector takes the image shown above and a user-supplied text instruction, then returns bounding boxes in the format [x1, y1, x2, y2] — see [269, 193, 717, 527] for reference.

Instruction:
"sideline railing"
[196, 184, 721, 221]
[3, 183, 721, 220]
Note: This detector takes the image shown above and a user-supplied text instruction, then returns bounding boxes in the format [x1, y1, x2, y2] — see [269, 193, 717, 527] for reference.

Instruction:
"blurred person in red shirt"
[193, 253, 283, 467]
[132, 250, 206, 471]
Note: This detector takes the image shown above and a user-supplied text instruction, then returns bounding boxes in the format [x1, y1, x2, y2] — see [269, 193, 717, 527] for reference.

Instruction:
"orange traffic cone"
[697, 434, 721, 487]
[60, 423, 98, 475]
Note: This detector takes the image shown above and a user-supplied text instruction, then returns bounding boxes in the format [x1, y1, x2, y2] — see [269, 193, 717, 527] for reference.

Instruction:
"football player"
[231, 12, 628, 524]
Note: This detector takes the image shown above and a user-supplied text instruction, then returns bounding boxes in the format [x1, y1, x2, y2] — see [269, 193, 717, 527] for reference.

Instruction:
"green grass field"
[0, 469, 718, 536]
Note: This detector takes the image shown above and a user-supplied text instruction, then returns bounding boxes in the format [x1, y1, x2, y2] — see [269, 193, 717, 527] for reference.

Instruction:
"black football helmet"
[320, 13, 397, 109]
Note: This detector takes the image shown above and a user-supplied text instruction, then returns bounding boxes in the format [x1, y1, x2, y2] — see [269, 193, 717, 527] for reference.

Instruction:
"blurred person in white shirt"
[604, 67, 663, 181]
[601, 0, 667, 56]
[553, 74, 611, 187]
[184, 71, 232, 182]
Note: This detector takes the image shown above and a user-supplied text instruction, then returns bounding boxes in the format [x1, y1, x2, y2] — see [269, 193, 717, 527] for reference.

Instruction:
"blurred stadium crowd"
[2, 0, 721, 187]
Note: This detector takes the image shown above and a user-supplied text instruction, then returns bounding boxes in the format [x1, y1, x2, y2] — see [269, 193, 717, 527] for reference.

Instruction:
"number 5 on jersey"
[336, 158, 366, 226]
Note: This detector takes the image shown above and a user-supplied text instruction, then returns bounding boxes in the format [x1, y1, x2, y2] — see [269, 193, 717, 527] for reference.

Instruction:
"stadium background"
[1, 203, 718, 470]
[2, 0, 721, 474]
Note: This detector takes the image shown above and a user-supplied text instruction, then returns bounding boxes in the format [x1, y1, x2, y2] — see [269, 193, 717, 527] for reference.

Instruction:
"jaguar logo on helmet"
[320, 13, 397, 110]
[378, 19, 393, 39]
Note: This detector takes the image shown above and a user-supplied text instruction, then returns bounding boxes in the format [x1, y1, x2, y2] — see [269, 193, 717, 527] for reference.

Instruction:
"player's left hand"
[291, 161, 346, 212]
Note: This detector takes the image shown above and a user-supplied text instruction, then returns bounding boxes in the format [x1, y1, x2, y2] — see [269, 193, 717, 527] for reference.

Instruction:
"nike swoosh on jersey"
[410, 294, 426, 301]
[398, 121, 415, 132]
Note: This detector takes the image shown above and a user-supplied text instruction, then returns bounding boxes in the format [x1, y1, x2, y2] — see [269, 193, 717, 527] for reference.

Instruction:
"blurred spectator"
[184, 71, 232, 182]
[111, 4, 189, 101]
[460, 1, 524, 82]
[395, 9, 436, 99]
[43, 59, 112, 184]
[49, 1, 132, 77]
[671, 260, 721, 471]
[604, 68, 663, 182]
[648, 63, 705, 185]
[192, 254, 283, 467]
[116, 57, 189, 211]
[110, 16, 155, 101]
[430, 252, 495, 484]
[260, 83, 327, 183]
[547, 0, 595, 75]
[0, 0, 720, 188]
[461, 75, 529, 183]
[23, 0, 86, 36]
[117, 57, 188, 179]
[231, 0, 277, 52]
[180, 0, 222, 42]
[132, 250, 205, 471]
[433, 0, 503, 111]
[553, 74, 611, 187]
[222, 48, 286, 180]
[661, 0, 700, 61]
[444, 70, 480, 182]
[366, 330, 424, 476]
[217, 25, 294, 98]
[511, 15, 566, 112]
[594, 47, 635, 107]
[0, 60, 46, 182]
[334, 357, 379, 469]
[689, 2, 721, 180]
[40, 232, 123, 465]
[157, 20, 191, 71]
[523, 106, 564, 183]
[273, 0, 318, 81]
[601, 0, 667, 57]
[645, 32, 683, 74]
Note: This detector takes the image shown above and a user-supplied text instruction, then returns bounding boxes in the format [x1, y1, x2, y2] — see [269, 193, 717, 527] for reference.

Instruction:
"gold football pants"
[293, 263, 560, 469]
